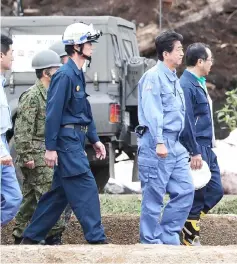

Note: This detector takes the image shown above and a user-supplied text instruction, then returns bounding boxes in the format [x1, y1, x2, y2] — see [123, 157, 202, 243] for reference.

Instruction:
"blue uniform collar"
[157, 61, 178, 82]
[183, 70, 202, 88]
[67, 58, 81, 76]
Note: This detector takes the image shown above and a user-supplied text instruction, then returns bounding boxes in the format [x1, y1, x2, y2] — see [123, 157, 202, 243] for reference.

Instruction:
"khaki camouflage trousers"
[12, 166, 65, 238]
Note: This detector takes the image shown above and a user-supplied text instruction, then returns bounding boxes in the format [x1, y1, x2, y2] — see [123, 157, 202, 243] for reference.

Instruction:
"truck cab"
[1, 16, 156, 191]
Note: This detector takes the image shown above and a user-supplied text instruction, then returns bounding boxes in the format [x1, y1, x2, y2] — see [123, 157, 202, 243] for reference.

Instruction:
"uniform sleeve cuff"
[88, 133, 100, 145]
[190, 145, 201, 156]
[0, 148, 9, 158]
[154, 136, 164, 145]
[45, 140, 57, 151]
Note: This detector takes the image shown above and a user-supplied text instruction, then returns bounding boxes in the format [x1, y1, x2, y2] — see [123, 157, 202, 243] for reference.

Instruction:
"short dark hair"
[65, 45, 75, 56]
[35, 69, 44, 79]
[185, 43, 210, 66]
[155, 30, 183, 61]
[35, 68, 54, 79]
[1, 34, 13, 55]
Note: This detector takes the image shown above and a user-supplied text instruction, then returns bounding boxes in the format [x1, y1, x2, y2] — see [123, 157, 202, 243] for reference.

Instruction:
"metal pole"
[159, 0, 162, 32]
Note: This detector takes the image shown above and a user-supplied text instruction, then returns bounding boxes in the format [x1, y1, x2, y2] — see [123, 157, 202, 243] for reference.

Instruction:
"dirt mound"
[2, 214, 237, 246]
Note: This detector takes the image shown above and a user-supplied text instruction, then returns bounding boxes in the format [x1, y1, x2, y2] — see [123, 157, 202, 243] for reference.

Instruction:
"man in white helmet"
[13, 50, 66, 245]
[21, 23, 108, 245]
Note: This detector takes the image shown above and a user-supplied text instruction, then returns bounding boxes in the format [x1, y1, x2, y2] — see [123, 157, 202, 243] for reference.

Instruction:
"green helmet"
[49, 41, 67, 58]
[32, 50, 61, 70]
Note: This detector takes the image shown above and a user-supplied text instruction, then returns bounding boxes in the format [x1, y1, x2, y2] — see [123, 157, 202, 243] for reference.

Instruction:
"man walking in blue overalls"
[1, 34, 22, 226]
[136, 30, 194, 245]
[180, 43, 223, 246]
[21, 23, 108, 244]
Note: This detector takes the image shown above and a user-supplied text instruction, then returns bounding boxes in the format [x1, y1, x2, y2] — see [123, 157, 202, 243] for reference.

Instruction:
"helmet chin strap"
[74, 44, 92, 67]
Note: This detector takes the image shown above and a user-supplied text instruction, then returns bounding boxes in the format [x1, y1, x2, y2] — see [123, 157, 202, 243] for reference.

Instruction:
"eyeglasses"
[205, 58, 214, 63]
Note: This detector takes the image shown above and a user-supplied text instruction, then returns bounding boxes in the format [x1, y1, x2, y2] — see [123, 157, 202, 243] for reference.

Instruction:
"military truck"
[1, 16, 156, 191]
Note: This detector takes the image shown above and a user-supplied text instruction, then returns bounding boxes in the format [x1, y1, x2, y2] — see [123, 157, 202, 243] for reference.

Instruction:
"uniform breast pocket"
[36, 110, 46, 136]
[161, 91, 177, 112]
[70, 90, 86, 115]
[196, 93, 209, 115]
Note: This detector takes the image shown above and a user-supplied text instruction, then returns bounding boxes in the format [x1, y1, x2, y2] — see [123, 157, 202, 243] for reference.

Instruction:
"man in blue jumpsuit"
[137, 30, 194, 245]
[21, 23, 108, 244]
[180, 43, 223, 246]
[1, 34, 22, 226]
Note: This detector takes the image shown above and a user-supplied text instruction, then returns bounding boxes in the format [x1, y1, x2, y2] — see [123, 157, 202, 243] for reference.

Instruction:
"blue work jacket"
[45, 58, 99, 151]
[138, 61, 185, 145]
[180, 70, 213, 156]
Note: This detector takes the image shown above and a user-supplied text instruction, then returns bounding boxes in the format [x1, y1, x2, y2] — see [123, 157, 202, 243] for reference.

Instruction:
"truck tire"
[9, 138, 23, 188]
[91, 165, 110, 193]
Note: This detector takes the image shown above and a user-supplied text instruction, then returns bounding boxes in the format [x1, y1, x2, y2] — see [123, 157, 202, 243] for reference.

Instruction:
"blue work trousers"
[138, 131, 194, 245]
[1, 134, 22, 226]
[23, 129, 106, 243]
[189, 145, 223, 219]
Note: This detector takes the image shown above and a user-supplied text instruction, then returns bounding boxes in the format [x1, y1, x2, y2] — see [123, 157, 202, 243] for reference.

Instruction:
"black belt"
[62, 124, 88, 133]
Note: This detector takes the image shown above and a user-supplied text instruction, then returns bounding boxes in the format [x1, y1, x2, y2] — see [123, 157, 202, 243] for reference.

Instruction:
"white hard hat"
[62, 22, 102, 45]
[190, 160, 211, 190]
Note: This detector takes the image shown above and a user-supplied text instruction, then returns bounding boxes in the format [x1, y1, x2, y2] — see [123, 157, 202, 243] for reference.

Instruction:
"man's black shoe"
[20, 237, 40, 245]
[89, 240, 109, 245]
[45, 234, 62, 245]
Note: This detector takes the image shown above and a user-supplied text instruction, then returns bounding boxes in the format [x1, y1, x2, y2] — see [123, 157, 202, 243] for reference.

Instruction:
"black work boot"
[45, 233, 62, 245]
[20, 237, 41, 245]
[180, 219, 201, 246]
[13, 236, 23, 245]
[89, 239, 109, 245]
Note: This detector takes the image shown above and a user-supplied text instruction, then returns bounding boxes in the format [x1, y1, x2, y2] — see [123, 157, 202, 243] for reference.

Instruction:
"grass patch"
[100, 194, 237, 215]
[100, 194, 141, 215]
[210, 195, 237, 214]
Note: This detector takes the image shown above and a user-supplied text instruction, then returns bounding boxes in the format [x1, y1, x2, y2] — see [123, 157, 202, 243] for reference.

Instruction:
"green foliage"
[210, 196, 237, 214]
[216, 88, 237, 131]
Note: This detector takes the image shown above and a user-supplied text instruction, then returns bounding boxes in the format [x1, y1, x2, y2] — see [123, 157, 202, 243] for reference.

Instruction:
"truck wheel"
[9, 137, 23, 188]
[91, 165, 110, 193]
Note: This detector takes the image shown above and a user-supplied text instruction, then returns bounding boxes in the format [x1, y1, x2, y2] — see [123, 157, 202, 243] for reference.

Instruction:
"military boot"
[45, 233, 63, 245]
[13, 236, 23, 245]
[200, 210, 207, 219]
[180, 219, 201, 246]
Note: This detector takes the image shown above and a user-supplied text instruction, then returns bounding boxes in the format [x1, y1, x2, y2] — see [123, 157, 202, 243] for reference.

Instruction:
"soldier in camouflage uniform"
[12, 49, 65, 245]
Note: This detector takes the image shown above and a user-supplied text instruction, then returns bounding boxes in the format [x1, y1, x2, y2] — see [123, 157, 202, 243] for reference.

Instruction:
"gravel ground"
[1, 214, 237, 263]
[2, 214, 237, 246]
